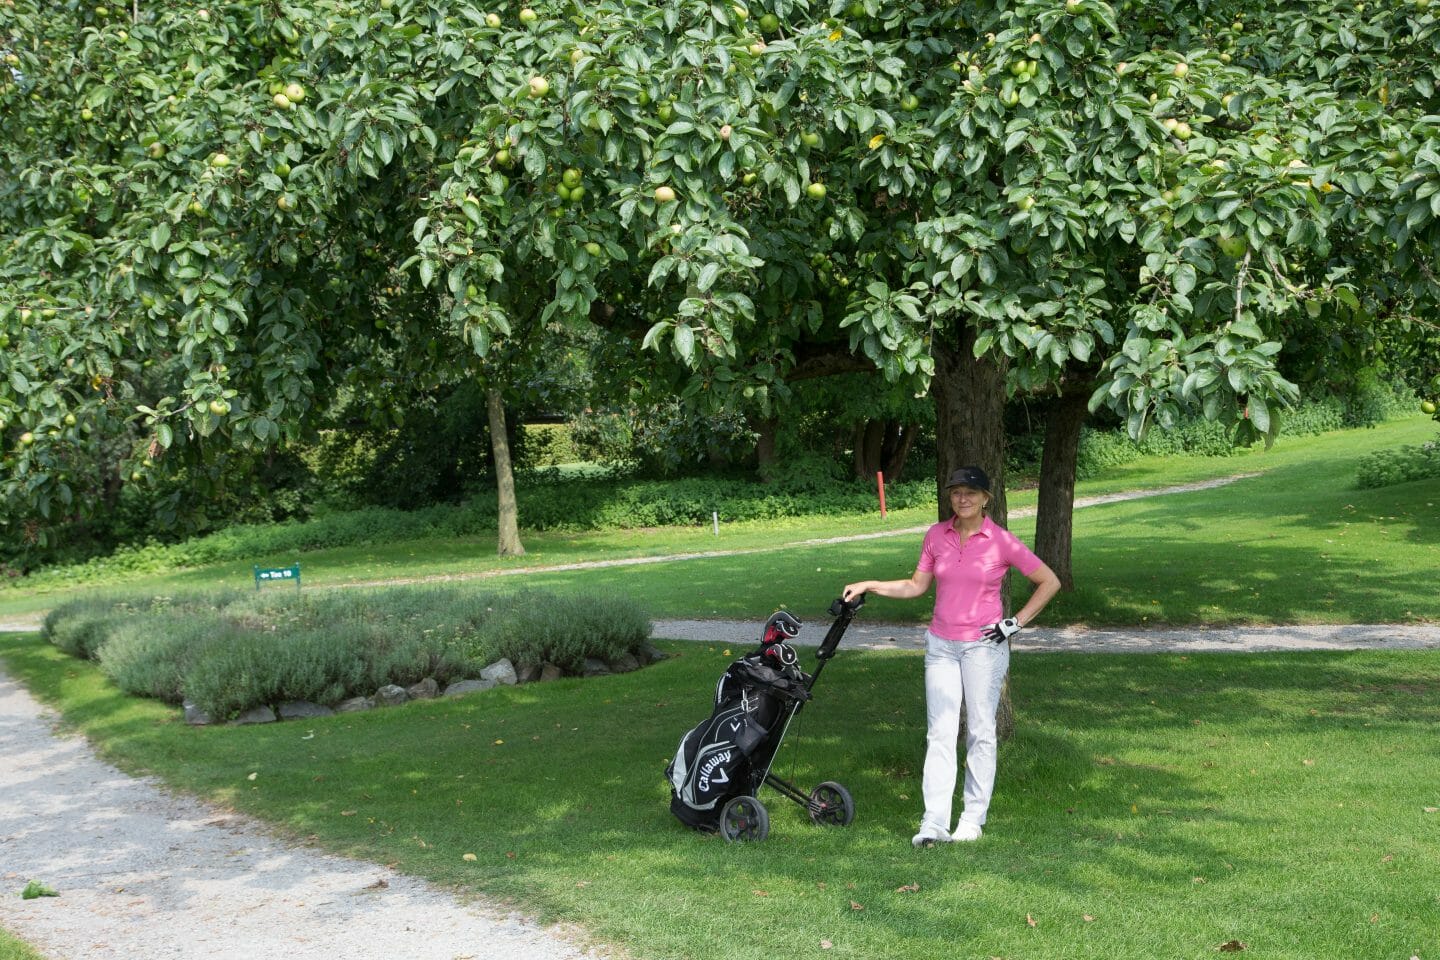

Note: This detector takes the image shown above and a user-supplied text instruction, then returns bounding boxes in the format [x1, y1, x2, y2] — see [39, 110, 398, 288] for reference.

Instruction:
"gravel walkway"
[0, 667, 609, 960]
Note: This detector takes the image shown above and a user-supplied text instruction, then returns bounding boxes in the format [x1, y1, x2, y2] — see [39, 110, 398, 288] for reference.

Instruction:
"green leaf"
[673, 323, 696, 363]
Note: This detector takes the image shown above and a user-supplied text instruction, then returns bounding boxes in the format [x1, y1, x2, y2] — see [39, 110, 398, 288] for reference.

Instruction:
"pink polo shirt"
[917, 516, 1043, 642]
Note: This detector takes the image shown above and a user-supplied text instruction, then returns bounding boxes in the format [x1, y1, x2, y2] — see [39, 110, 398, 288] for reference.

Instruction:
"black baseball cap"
[944, 466, 991, 493]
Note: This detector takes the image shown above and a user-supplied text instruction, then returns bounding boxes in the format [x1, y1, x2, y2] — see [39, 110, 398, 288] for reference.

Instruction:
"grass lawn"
[3, 631, 1437, 960]
[0, 929, 47, 960]
[3, 417, 1436, 628]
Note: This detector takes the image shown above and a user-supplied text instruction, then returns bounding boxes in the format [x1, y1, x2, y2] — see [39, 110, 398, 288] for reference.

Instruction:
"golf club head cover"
[982, 617, 1021, 644]
[762, 610, 802, 645]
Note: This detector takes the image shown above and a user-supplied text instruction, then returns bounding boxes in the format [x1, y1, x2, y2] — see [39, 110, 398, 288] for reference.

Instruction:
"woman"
[843, 466, 1060, 847]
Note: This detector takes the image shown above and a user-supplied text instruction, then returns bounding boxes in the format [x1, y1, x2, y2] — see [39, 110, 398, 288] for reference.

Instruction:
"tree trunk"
[487, 387, 525, 557]
[1035, 394, 1089, 591]
[753, 415, 779, 479]
[932, 324, 1009, 528]
[933, 322, 1015, 744]
[854, 419, 886, 479]
[881, 421, 916, 480]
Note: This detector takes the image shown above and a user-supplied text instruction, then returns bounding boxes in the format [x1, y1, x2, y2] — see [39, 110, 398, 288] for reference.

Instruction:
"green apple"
[273, 93, 292, 109]
[732, 4, 748, 20]
[900, 93, 919, 111]
[494, 148, 511, 166]
[274, 160, 291, 177]
[748, 40, 767, 55]
[1173, 61, 1189, 78]
[528, 75, 550, 97]
[1421, 400, 1437, 414]
[654, 185, 677, 202]
[284, 82, 306, 103]
[1216, 233, 1247, 258]
[210, 152, 230, 167]
[147, 142, 166, 159]
[656, 102, 674, 122]
[485, 12, 501, 26]
[518, 7, 537, 23]
[806, 182, 827, 199]
[64, 413, 76, 426]
[277, 193, 294, 210]
[759, 13, 779, 31]
[208, 399, 230, 416]
[562, 167, 583, 188]
[1017, 195, 1035, 211]
[81, 107, 94, 120]
[584, 241, 603, 257]
[1173, 121, 1192, 140]
[719, 124, 732, 140]
[801, 130, 821, 146]
[19, 432, 34, 446]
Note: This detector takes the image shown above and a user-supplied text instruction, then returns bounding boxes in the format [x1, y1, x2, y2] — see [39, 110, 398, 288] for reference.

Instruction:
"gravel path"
[0, 667, 608, 960]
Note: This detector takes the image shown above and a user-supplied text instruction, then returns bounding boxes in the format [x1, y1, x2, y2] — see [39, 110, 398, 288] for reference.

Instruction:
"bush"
[99, 614, 229, 703]
[42, 585, 652, 720]
[485, 590, 653, 672]
[1355, 438, 1440, 489]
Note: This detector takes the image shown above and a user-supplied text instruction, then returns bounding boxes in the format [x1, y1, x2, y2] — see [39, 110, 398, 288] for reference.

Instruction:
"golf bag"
[665, 637, 811, 830]
[665, 599, 863, 840]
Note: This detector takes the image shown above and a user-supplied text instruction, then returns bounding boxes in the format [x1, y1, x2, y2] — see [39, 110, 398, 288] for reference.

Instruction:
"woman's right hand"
[842, 582, 870, 603]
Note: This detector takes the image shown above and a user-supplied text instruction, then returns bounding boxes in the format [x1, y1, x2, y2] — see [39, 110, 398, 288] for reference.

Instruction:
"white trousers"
[920, 630, 1010, 833]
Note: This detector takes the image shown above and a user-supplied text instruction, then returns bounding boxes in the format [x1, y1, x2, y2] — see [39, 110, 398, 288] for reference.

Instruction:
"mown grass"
[2, 632, 1437, 960]
[0, 928, 48, 960]
[2, 414, 1428, 624]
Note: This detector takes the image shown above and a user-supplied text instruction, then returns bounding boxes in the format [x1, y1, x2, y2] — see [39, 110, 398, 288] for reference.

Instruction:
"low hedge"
[45, 586, 652, 722]
[1355, 438, 1440, 489]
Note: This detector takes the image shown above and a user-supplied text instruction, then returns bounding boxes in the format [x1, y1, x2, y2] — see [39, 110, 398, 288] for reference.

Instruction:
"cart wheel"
[719, 795, 770, 842]
[807, 781, 855, 827]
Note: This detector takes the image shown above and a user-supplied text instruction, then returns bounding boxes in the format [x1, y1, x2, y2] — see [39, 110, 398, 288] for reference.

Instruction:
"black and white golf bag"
[666, 633, 810, 830]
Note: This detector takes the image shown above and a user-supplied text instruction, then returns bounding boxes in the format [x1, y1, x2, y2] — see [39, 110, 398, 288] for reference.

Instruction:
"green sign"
[253, 563, 301, 590]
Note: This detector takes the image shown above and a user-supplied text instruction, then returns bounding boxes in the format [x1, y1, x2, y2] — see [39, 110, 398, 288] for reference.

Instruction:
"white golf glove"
[982, 617, 1021, 643]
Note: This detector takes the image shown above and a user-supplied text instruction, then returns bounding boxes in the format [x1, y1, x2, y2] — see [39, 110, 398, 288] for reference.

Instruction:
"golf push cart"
[665, 595, 865, 841]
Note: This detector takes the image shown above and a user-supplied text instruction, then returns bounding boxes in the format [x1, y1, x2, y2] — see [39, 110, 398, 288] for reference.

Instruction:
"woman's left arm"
[1013, 562, 1061, 628]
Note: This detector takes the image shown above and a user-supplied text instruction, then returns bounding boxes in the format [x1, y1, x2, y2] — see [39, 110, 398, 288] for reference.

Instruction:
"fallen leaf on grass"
[849, 901, 864, 911]
[819, 940, 833, 950]
[1026, 914, 1037, 928]
[246, 772, 258, 781]
[576, 881, 589, 888]
[462, 853, 477, 862]
[1302, 759, 1314, 766]
[1083, 914, 1095, 922]
[1193, 877, 1208, 884]
[505, 851, 516, 859]
[1381, 854, 1393, 863]
[895, 883, 920, 893]
[1370, 913, 1379, 923]
[340, 810, 357, 817]
[1424, 807, 1437, 814]
[1217, 940, 1247, 952]
[752, 890, 769, 897]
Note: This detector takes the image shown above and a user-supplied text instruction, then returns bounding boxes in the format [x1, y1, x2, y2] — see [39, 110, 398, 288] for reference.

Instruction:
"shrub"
[99, 614, 228, 703]
[1355, 438, 1440, 489]
[485, 590, 653, 672]
[42, 585, 652, 720]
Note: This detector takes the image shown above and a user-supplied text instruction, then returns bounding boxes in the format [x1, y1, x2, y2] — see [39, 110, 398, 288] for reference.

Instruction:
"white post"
[712, 511, 719, 536]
